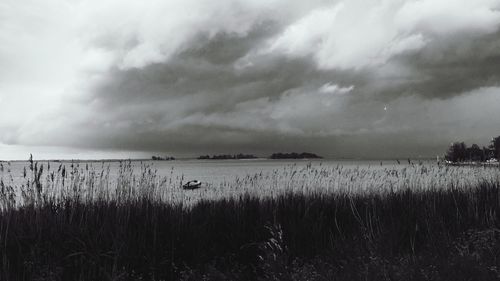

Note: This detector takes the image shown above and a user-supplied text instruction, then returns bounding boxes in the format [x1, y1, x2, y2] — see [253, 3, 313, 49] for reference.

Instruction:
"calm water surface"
[2, 159, 416, 187]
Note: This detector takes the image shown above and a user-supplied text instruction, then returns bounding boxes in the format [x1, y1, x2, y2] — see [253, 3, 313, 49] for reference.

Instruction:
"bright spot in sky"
[384, 106, 387, 111]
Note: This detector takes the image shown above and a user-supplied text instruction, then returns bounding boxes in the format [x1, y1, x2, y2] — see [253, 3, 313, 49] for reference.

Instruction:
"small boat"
[182, 180, 202, 190]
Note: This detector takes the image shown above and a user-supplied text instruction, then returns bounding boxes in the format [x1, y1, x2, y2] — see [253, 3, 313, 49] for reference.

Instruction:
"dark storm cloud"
[63, 1, 500, 157]
[374, 30, 500, 100]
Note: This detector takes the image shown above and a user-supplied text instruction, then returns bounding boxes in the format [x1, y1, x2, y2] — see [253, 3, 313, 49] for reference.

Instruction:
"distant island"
[269, 152, 322, 159]
[151, 156, 176, 161]
[197, 154, 258, 160]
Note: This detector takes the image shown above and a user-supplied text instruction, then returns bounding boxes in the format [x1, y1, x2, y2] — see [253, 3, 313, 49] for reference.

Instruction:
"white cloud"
[77, 0, 329, 69]
[319, 83, 354, 95]
[396, 0, 500, 36]
[260, 0, 500, 70]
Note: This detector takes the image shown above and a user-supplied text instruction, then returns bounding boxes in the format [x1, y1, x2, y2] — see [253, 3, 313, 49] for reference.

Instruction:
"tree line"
[445, 136, 500, 163]
[151, 156, 176, 161]
[269, 152, 322, 159]
[197, 154, 257, 160]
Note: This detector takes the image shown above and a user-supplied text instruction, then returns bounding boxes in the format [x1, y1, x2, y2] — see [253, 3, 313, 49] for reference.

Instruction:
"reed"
[0, 161, 499, 280]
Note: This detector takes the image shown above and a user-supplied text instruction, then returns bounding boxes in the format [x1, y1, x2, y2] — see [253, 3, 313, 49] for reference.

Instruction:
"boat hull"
[182, 181, 202, 190]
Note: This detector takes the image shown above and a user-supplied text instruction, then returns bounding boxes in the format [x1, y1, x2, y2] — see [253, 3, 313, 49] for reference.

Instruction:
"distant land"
[1, 152, 329, 162]
[269, 152, 322, 159]
[151, 156, 176, 161]
[195, 152, 323, 160]
[197, 154, 258, 160]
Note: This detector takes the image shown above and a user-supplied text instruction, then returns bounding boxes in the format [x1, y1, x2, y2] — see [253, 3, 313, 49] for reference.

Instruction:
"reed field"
[1, 160, 500, 280]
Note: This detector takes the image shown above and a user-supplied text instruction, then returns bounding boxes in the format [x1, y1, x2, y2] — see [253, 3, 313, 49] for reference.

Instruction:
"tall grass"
[0, 160, 500, 280]
[2, 160, 499, 207]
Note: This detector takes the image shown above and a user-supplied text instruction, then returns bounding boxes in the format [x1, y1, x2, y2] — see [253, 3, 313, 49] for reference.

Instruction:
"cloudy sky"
[1, 0, 500, 160]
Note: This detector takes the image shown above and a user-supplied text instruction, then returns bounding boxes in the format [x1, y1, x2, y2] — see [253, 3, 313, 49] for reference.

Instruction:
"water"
[2, 158, 499, 206]
[1, 159, 411, 188]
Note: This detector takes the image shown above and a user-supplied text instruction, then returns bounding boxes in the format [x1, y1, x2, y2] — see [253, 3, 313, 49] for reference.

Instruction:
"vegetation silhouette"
[197, 154, 257, 160]
[269, 152, 322, 159]
[445, 135, 500, 163]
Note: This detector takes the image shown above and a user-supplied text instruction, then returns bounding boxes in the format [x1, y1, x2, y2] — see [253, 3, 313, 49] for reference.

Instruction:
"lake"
[4, 158, 497, 206]
[1, 158, 413, 188]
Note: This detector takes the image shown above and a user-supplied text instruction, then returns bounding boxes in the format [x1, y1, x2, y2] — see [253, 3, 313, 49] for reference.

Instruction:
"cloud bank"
[1, 0, 500, 159]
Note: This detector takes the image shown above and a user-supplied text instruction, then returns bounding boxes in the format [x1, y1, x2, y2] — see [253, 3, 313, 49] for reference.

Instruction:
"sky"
[1, 0, 500, 160]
